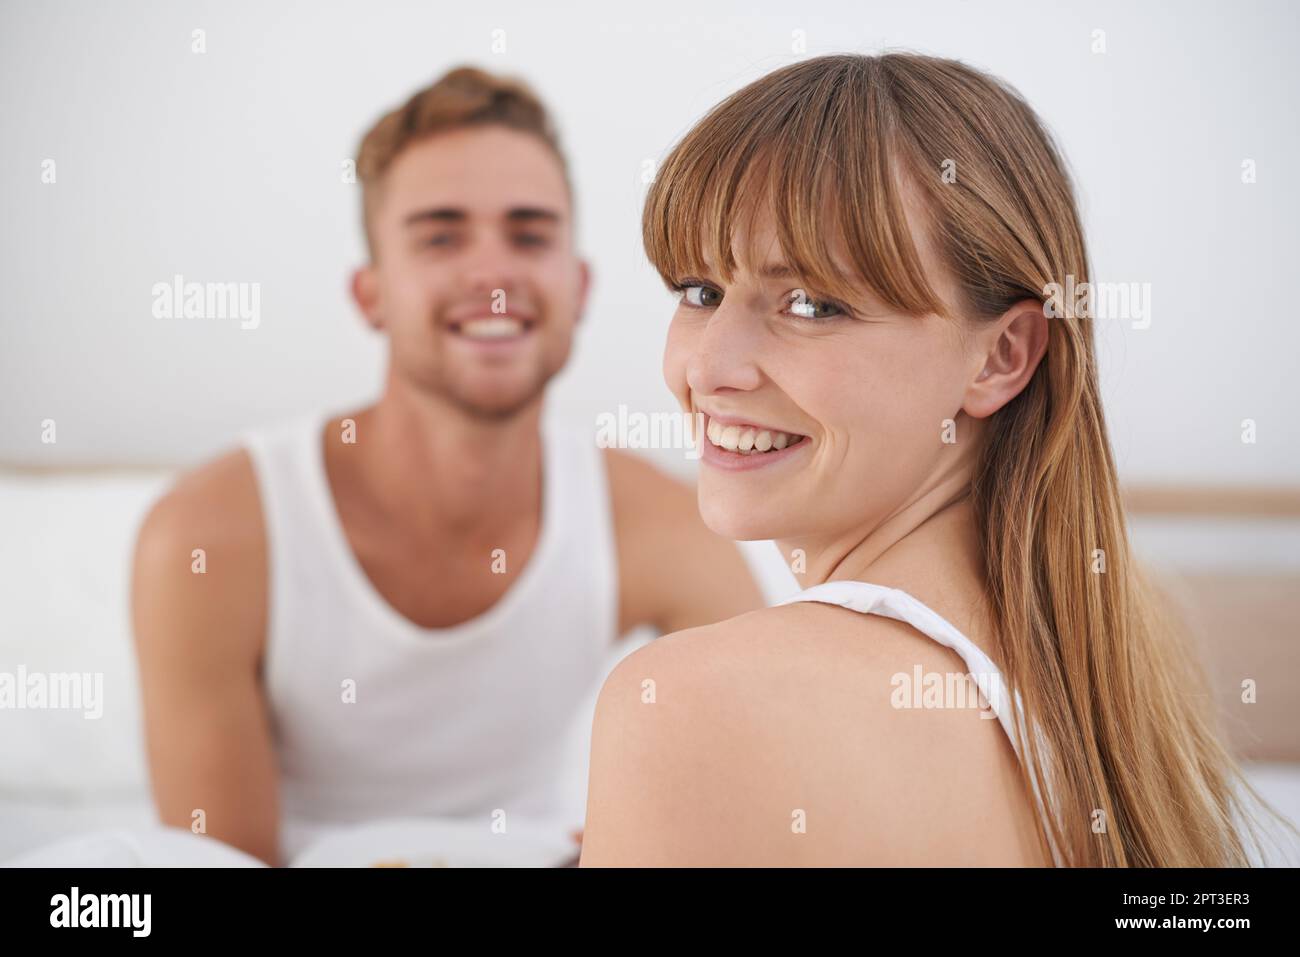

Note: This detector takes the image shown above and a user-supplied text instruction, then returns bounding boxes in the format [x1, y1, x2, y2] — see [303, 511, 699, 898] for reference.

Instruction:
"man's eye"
[422, 234, 456, 247]
[681, 285, 722, 308]
[513, 233, 550, 248]
[787, 290, 844, 320]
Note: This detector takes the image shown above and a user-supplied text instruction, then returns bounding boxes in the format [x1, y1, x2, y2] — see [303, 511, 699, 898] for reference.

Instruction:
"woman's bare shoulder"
[581, 603, 1042, 866]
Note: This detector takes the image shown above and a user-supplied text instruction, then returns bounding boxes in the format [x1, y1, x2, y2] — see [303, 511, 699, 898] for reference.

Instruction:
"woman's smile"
[699, 412, 811, 471]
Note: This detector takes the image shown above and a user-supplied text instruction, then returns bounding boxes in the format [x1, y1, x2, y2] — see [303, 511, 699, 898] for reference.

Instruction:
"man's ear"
[575, 258, 592, 324]
[962, 299, 1049, 419]
[350, 265, 384, 331]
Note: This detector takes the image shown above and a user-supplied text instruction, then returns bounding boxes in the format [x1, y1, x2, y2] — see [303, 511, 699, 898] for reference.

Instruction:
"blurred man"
[131, 67, 763, 865]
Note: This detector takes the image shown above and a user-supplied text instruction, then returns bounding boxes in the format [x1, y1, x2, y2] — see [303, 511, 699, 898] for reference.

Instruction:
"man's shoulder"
[136, 411, 322, 561]
[132, 446, 268, 635]
[601, 445, 689, 486]
[601, 446, 695, 527]
[138, 447, 264, 557]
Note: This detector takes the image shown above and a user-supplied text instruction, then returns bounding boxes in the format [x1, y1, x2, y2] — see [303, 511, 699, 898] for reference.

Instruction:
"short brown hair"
[355, 65, 571, 256]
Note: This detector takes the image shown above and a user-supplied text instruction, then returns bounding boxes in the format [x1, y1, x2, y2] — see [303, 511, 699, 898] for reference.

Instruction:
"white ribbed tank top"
[773, 580, 1062, 865]
[242, 413, 619, 860]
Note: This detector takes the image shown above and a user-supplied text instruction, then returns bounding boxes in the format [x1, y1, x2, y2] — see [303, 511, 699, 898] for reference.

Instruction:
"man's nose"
[685, 300, 764, 397]
[460, 236, 526, 304]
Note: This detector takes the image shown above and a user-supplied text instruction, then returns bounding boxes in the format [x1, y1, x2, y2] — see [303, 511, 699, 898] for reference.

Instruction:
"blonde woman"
[580, 52, 1289, 866]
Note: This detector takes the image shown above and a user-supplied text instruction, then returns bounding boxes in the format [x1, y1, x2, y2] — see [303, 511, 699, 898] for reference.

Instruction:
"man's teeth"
[705, 418, 804, 455]
[456, 317, 526, 339]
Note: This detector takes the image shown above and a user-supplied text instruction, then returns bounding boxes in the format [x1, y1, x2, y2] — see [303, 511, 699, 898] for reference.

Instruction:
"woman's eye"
[681, 285, 723, 308]
[787, 290, 844, 320]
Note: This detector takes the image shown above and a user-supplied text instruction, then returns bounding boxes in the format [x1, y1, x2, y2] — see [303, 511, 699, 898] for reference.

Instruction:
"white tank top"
[242, 413, 619, 859]
[773, 579, 1062, 865]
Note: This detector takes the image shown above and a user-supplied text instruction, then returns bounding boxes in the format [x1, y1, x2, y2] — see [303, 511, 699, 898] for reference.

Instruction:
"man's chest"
[344, 516, 541, 630]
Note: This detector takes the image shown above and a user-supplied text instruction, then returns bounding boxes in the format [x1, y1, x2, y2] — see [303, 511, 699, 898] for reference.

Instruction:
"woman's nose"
[684, 301, 764, 396]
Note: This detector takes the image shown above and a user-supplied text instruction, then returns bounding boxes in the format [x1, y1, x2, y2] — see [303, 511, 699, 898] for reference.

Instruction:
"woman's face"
[663, 201, 987, 544]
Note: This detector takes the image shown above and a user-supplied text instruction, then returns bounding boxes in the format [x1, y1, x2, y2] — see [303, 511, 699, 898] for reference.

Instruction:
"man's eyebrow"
[505, 206, 562, 223]
[404, 207, 467, 226]
[403, 207, 562, 227]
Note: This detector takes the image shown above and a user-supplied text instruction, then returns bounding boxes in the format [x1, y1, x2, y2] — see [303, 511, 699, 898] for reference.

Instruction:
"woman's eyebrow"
[688, 261, 799, 283]
[758, 262, 796, 280]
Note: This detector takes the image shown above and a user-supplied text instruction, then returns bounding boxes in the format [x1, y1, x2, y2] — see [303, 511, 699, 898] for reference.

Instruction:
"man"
[131, 66, 763, 866]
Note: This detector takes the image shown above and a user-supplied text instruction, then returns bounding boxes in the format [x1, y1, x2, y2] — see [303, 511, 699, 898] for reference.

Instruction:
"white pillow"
[0, 469, 172, 800]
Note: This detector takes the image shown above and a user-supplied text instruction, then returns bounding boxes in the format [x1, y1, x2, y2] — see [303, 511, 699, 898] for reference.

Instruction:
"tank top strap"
[774, 579, 1064, 866]
[774, 580, 1017, 745]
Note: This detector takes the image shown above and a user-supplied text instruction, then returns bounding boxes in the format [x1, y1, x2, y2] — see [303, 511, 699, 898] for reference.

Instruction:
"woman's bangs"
[643, 78, 945, 318]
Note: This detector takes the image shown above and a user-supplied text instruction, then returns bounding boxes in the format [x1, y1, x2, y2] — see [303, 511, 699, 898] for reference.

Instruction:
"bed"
[2, 467, 1296, 865]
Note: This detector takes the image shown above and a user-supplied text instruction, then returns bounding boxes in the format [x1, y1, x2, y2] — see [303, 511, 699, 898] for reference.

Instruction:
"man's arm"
[606, 448, 765, 637]
[131, 449, 281, 865]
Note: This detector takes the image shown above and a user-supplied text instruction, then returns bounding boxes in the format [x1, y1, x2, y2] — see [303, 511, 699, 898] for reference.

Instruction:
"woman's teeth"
[454, 317, 529, 339]
[705, 418, 805, 455]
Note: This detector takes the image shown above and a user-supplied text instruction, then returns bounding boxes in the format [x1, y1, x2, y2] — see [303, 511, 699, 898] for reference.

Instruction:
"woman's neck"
[779, 468, 984, 594]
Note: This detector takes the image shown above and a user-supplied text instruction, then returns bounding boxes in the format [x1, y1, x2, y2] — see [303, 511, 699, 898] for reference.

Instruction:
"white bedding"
[5, 764, 1298, 866]
[2, 468, 1297, 866]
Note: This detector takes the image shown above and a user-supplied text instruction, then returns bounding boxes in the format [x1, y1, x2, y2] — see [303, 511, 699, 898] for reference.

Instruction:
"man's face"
[355, 126, 588, 419]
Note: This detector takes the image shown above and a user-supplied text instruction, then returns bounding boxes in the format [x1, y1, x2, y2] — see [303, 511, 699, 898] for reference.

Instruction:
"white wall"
[2, 0, 1297, 484]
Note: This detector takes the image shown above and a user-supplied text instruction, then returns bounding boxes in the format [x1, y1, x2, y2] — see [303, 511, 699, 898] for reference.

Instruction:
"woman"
[579, 52, 1289, 866]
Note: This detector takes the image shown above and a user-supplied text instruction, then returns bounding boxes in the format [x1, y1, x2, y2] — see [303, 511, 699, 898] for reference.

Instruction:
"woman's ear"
[351, 265, 384, 331]
[962, 299, 1049, 419]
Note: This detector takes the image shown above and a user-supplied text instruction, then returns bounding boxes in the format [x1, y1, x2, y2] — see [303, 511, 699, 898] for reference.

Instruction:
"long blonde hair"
[643, 52, 1291, 866]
